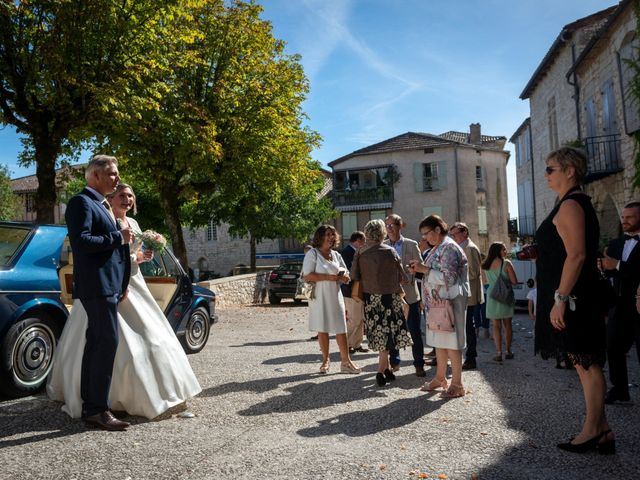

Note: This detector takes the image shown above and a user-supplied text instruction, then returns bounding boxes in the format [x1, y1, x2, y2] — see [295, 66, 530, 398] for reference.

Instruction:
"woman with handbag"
[482, 242, 518, 362]
[408, 215, 468, 398]
[350, 219, 412, 387]
[302, 225, 360, 375]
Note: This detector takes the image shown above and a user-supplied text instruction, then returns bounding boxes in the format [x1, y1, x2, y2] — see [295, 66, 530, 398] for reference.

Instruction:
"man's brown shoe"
[85, 411, 130, 431]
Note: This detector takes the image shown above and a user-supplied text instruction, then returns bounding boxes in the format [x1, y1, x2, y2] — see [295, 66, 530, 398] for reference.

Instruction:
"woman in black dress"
[535, 147, 614, 454]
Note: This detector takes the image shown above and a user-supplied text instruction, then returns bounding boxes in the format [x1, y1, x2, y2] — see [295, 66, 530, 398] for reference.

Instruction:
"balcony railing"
[584, 134, 623, 182]
[332, 185, 394, 208]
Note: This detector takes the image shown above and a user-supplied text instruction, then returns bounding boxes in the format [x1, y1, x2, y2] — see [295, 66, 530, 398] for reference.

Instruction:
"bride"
[48, 183, 201, 419]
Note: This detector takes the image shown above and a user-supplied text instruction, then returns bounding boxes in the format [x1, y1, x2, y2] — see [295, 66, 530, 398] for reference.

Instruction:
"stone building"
[512, 1, 638, 243]
[10, 165, 81, 223]
[329, 124, 510, 253]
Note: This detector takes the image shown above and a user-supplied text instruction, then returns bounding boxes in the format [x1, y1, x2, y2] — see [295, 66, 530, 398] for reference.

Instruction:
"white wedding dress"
[47, 217, 201, 419]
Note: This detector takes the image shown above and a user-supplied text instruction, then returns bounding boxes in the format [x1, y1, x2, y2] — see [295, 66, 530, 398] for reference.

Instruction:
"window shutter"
[618, 37, 640, 134]
[478, 205, 487, 234]
[414, 163, 424, 192]
[435, 160, 448, 190]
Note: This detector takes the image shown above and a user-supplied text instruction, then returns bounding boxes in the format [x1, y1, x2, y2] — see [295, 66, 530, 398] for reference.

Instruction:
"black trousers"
[465, 304, 479, 361]
[606, 301, 640, 395]
[80, 295, 120, 417]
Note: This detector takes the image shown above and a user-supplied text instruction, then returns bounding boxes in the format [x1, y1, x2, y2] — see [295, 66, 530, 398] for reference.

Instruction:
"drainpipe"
[453, 145, 461, 220]
[528, 124, 537, 229]
[567, 42, 582, 141]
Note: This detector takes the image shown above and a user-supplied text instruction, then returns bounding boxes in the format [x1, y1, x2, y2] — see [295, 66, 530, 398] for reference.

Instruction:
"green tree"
[210, 162, 336, 270]
[0, 0, 183, 223]
[0, 165, 17, 220]
[101, 0, 322, 269]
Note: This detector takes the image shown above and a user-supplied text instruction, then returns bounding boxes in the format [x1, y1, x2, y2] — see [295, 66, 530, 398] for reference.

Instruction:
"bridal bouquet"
[138, 230, 167, 252]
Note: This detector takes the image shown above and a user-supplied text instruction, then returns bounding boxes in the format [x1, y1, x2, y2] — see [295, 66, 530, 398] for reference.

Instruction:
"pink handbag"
[427, 288, 455, 332]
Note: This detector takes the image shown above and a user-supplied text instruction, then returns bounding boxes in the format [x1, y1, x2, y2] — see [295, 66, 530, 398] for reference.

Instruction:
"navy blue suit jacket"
[341, 244, 356, 298]
[606, 236, 640, 301]
[65, 188, 130, 299]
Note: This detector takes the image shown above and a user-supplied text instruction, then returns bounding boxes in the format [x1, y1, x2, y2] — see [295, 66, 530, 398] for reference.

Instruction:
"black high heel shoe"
[376, 372, 387, 387]
[597, 431, 616, 455]
[383, 368, 396, 382]
[557, 430, 608, 453]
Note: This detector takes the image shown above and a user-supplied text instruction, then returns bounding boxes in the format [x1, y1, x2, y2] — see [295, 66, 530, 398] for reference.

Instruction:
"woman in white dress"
[302, 225, 360, 375]
[48, 183, 201, 419]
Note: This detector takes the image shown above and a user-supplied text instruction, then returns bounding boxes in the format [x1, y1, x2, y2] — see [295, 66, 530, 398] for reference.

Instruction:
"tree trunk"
[250, 233, 256, 272]
[158, 180, 189, 271]
[33, 134, 62, 224]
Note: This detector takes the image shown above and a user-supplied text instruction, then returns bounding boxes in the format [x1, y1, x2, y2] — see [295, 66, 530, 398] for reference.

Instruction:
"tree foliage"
[0, 165, 17, 220]
[0, 0, 183, 223]
[101, 0, 326, 269]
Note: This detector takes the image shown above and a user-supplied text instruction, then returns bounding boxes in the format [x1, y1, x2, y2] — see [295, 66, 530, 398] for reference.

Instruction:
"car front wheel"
[180, 306, 211, 354]
[0, 315, 61, 397]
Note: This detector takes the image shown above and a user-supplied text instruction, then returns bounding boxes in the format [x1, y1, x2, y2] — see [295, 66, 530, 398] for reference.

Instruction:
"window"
[414, 161, 447, 192]
[422, 206, 442, 218]
[517, 181, 535, 235]
[547, 97, 558, 151]
[476, 165, 485, 190]
[523, 127, 531, 163]
[370, 210, 386, 221]
[618, 32, 640, 134]
[206, 220, 217, 242]
[341, 212, 357, 237]
[25, 194, 34, 213]
[515, 137, 523, 168]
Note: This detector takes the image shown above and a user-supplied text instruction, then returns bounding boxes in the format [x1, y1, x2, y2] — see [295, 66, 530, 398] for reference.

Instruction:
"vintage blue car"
[0, 222, 217, 398]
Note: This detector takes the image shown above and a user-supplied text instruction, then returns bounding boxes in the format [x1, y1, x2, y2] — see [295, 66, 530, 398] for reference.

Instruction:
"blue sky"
[0, 0, 617, 215]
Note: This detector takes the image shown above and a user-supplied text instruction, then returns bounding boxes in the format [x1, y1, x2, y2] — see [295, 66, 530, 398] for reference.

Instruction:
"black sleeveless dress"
[534, 188, 606, 368]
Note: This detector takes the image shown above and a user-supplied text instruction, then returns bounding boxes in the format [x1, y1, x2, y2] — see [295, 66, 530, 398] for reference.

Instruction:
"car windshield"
[277, 263, 302, 272]
[0, 225, 30, 266]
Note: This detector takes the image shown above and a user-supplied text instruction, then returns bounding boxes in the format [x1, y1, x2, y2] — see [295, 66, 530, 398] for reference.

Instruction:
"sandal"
[319, 361, 330, 374]
[420, 377, 448, 392]
[441, 384, 466, 398]
[505, 352, 514, 360]
[494, 353, 503, 362]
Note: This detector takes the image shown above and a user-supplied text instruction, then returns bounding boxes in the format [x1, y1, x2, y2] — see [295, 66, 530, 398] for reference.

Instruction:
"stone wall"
[184, 222, 281, 278]
[198, 271, 270, 308]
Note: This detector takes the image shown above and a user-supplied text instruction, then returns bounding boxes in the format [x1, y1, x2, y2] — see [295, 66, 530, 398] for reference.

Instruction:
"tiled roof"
[520, 5, 616, 99]
[329, 132, 454, 167]
[10, 164, 85, 193]
[569, 0, 633, 75]
[439, 131, 506, 144]
[329, 130, 507, 167]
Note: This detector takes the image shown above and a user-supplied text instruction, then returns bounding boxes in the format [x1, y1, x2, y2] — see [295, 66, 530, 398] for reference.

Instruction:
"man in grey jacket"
[385, 214, 425, 376]
[450, 222, 483, 370]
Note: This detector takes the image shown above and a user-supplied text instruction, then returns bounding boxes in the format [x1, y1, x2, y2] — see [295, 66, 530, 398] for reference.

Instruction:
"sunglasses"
[420, 229, 433, 238]
[386, 223, 398, 229]
[545, 166, 559, 174]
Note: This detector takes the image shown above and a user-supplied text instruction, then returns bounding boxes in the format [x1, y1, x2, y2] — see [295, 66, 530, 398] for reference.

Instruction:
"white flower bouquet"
[138, 230, 167, 252]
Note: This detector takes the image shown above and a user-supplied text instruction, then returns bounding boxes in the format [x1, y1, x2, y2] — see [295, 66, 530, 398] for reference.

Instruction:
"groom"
[65, 155, 132, 431]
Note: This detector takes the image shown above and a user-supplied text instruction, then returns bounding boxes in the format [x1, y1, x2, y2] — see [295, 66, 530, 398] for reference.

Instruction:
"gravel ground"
[1, 304, 639, 480]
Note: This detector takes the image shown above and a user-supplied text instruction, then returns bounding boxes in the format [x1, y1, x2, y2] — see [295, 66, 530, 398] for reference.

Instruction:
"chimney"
[469, 123, 481, 145]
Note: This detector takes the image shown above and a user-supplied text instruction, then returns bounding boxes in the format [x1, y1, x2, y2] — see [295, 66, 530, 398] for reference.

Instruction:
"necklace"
[318, 248, 332, 260]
